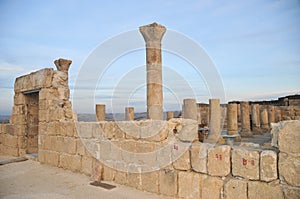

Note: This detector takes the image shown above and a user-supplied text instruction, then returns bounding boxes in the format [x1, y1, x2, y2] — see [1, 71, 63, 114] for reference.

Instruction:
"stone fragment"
[232, 147, 260, 180]
[208, 145, 231, 177]
[248, 181, 283, 199]
[224, 178, 247, 199]
[260, 150, 278, 182]
[177, 119, 198, 142]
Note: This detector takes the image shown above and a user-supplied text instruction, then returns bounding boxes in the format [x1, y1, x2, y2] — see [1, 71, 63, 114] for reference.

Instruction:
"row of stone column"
[95, 104, 135, 121]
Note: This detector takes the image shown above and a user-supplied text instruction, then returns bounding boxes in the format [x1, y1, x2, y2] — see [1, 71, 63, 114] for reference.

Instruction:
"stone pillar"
[96, 104, 105, 121]
[197, 103, 202, 124]
[237, 103, 241, 124]
[268, 105, 275, 126]
[240, 102, 252, 137]
[125, 107, 134, 121]
[139, 22, 166, 120]
[275, 107, 282, 122]
[167, 112, 174, 120]
[260, 106, 269, 132]
[182, 98, 197, 120]
[206, 99, 221, 143]
[227, 103, 238, 135]
[251, 104, 261, 133]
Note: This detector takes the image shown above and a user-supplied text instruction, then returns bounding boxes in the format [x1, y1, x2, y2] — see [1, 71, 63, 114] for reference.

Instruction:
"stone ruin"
[0, 23, 300, 199]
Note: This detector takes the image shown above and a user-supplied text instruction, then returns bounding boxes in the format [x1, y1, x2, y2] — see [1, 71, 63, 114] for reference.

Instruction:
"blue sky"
[0, 0, 300, 114]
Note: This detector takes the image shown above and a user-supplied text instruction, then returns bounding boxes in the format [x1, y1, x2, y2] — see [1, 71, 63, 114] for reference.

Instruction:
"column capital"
[139, 22, 166, 48]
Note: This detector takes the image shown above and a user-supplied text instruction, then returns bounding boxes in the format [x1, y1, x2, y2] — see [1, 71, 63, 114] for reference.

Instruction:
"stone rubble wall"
[2, 119, 298, 199]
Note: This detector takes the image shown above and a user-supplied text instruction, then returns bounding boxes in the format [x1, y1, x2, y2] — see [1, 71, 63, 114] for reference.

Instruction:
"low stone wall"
[1, 119, 299, 198]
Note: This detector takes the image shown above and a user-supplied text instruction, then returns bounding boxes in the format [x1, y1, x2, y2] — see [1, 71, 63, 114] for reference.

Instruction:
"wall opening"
[25, 91, 39, 154]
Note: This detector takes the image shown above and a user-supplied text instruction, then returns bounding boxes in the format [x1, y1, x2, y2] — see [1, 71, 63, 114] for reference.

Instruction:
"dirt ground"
[0, 156, 169, 199]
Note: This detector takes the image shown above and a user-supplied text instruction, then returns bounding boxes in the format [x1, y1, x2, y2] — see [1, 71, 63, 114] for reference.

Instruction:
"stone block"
[76, 122, 95, 138]
[10, 114, 26, 125]
[14, 93, 25, 105]
[44, 150, 60, 167]
[260, 150, 278, 182]
[18, 136, 27, 149]
[102, 164, 115, 181]
[139, 120, 168, 142]
[172, 142, 191, 171]
[100, 139, 111, 161]
[224, 178, 247, 199]
[141, 171, 159, 194]
[279, 152, 300, 187]
[248, 181, 283, 199]
[114, 162, 127, 185]
[177, 119, 198, 142]
[39, 109, 49, 122]
[178, 171, 202, 199]
[208, 145, 231, 177]
[118, 121, 140, 140]
[127, 165, 141, 189]
[59, 154, 82, 172]
[201, 175, 223, 199]
[156, 144, 172, 168]
[191, 143, 212, 174]
[91, 159, 103, 182]
[232, 147, 260, 180]
[282, 186, 300, 199]
[278, 120, 300, 153]
[159, 169, 178, 197]
[81, 156, 93, 176]
[1, 145, 19, 156]
[4, 134, 18, 147]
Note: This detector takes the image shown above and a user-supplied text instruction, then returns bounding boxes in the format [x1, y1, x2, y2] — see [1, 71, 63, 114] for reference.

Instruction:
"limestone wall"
[24, 119, 300, 198]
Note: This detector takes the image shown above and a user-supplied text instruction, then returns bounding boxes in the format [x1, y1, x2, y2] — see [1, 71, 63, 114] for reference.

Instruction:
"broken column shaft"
[139, 23, 166, 120]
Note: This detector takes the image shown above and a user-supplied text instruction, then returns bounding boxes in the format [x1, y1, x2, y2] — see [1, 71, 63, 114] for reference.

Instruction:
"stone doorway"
[25, 91, 39, 154]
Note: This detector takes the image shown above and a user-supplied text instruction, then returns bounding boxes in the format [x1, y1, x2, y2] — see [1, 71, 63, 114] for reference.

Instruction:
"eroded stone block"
[224, 178, 247, 199]
[159, 169, 178, 197]
[178, 171, 202, 199]
[201, 175, 223, 199]
[248, 181, 283, 199]
[191, 143, 210, 174]
[260, 150, 278, 182]
[232, 147, 260, 180]
[279, 152, 300, 187]
[208, 145, 231, 177]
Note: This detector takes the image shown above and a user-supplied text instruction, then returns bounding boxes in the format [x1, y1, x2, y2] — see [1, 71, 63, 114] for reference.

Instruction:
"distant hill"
[0, 115, 9, 123]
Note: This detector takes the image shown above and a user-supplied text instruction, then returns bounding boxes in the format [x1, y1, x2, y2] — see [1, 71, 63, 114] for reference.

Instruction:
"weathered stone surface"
[224, 178, 247, 199]
[4, 134, 18, 147]
[282, 186, 300, 199]
[91, 159, 103, 182]
[102, 164, 115, 181]
[81, 156, 93, 176]
[248, 181, 284, 199]
[39, 150, 59, 166]
[172, 146, 190, 171]
[141, 171, 159, 194]
[278, 120, 300, 154]
[125, 107, 134, 121]
[178, 171, 201, 199]
[176, 119, 198, 142]
[96, 104, 106, 121]
[271, 122, 280, 148]
[167, 111, 174, 120]
[201, 175, 223, 199]
[191, 143, 210, 174]
[279, 152, 300, 187]
[59, 154, 82, 172]
[159, 169, 177, 197]
[251, 104, 261, 133]
[54, 58, 72, 72]
[14, 68, 54, 92]
[232, 147, 260, 180]
[227, 103, 238, 135]
[260, 150, 278, 182]
[260, 107, 269, 130]
[208, 145, 231, 177]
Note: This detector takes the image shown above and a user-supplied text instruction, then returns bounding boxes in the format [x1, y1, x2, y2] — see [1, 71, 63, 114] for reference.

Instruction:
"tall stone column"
[206, 99, 221, 143]
[251, 104, 261, 133]
[125, 107, 134, 121]
[96, 104, 105, 121]
[240, 101, 252, 137]
[139, 22, 166, 120]
[227, 103, 238, 135]
[182, 98, 197, 120]
[260, 106, 269, 132]
[268, 105, 275, 126]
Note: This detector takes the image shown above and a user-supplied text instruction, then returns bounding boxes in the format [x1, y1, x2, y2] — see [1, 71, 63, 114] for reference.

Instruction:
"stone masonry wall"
[32, 119, 300, 199]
